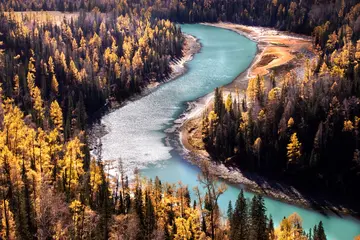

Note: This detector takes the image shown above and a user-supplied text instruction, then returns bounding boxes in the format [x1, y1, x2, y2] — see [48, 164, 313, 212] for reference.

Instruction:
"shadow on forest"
[221, 160, 360, 220]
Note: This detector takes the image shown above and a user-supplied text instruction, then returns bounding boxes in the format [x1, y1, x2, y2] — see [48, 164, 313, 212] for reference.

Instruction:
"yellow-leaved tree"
[225, 94, 232, 112]
[59, 137, 84, 196]
[275, 212, 307, 240]
[50, 100, 63, 131]
[27, 54, 36, 91]
[26, 53, 45, 123]
[89, 158, 102, 201]
[0, 200, 16, 239]
[32, 86, 45, 122]
[247, 75, 265, 104]
[48, 56, 59, 95]
[287, 133, 301, 165]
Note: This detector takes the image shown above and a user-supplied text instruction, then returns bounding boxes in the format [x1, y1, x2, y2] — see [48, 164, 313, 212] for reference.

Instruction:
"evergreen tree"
[227, 201, 233, 222]
[95, 164, 112, 239]
[144, 191, 156, 239]
[124, 176, 131, 214]
[314, 221, 327, 240]
[250, 195, 267, 240]
[164, 223, 171, 240]
[230, 190, 249, 240]
[267, 215, 275, 240]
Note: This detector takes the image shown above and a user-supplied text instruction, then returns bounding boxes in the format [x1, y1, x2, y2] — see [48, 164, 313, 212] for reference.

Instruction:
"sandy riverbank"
[181, 22, 313, 159]
[210, 23, 313, 90]
[178, 23, 358, 216]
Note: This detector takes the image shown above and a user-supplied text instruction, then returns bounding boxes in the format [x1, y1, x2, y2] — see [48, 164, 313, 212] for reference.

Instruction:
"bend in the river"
[100, 24, 360, 239]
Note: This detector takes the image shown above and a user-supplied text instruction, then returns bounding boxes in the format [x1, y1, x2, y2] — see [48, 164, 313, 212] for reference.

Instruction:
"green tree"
[230, 190, 249, 240]
[250, 195, 267, 240]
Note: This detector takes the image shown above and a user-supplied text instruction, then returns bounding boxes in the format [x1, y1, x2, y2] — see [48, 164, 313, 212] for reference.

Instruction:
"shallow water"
[100, 24, 360, 239]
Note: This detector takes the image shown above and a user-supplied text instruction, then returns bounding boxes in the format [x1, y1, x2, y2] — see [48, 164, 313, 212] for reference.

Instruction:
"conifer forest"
[0, 0, 360, 239]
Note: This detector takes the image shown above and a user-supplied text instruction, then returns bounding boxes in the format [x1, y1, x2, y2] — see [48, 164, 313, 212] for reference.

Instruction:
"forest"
[0, 87, 329, 238]
[0, 8, 183, 128]
[0, 0, 360, 239]
[2, 0, 360, 37]
[0, 94, 327, 238]
[200, 0, 360, 210]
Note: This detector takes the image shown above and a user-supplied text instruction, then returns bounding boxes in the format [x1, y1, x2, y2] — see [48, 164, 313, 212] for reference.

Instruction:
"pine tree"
[96, 164, 112, 239]
[250, 195, 267, 240]
[267, 215, 275, 240]
[164, 223, 171, 240]
[313, 225, 318, 240]
[214, 88, 224, 117]
[64, 96, 73, 141]
[124, 176, 131, 214]
[76, 93, 87, 130]
[134, 182, 144, 230]
[227, 201, 233, 222]
[230, 190, 249, 240]
[314, 221, 327, 240]
[144, 191, 156, 239]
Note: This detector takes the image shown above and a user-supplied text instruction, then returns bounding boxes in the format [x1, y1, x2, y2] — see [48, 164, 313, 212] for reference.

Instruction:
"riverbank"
[179, 23, 359, 217]
[108, 34, 201, 111]
[181, 22, 313, 158]
[147, 34, 201, 90]
[205, 22, 313, 90]
[88, 33, 201, 152]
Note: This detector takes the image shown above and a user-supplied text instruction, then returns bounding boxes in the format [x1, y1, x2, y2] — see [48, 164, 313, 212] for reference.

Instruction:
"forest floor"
[179, 23, 359, 218]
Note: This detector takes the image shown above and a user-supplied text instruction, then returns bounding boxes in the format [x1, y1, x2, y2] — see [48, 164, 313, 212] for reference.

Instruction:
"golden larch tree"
[287, 133, 301, 164]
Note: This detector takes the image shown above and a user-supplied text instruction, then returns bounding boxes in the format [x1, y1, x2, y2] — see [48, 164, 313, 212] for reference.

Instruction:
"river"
[100, 24, 360, 239]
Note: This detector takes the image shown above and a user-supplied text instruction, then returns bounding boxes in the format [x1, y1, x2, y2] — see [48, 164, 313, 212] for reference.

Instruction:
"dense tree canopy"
[201, 5, 360, 208]
[0, 9, 183, 131]
[0, 97, 325, 238]
[0, 0, 359, 239]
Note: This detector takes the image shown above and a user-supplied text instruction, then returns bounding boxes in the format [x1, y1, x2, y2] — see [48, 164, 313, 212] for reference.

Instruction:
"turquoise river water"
[100, 24, 360, 239]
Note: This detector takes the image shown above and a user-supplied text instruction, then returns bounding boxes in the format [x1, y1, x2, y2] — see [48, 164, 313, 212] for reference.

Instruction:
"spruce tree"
[164, 223, 171, 240]
[316, 221, 327, 240]
[267, 215, 275, 240]
[118, 191, 125, 214]
[96, 165, 112, 239]
[227, 200, 233, 222]
[250, 195, 267, 240]
[231, 190, 249, 240]
[308, 228, 313, 240]
[144, 191, 156, 239]
[172, 220, 177, 238]
[134, 184, 144, 226]
[313, 225, 318, 240]
[124, 176, 131, 214]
